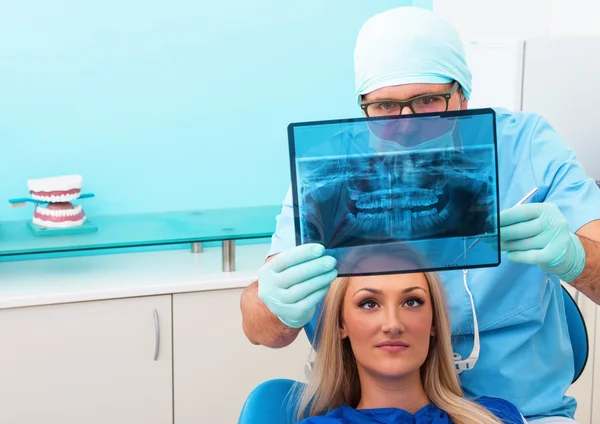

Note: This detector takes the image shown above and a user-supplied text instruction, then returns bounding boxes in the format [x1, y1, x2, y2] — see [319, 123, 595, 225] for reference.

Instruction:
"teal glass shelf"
[0, 205, 281, 257]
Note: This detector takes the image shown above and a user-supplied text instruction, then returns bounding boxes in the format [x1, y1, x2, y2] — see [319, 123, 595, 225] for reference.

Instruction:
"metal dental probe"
[451, 187, 539, 266]
[515, 187, 539, 206]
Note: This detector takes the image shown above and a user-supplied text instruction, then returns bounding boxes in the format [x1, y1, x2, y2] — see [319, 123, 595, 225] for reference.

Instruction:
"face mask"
[368, 98, 464, 153]
[369, 123, 458, 152]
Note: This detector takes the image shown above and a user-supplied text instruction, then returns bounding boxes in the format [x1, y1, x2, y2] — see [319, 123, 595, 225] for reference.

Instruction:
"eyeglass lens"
[366, 95, 449, 117]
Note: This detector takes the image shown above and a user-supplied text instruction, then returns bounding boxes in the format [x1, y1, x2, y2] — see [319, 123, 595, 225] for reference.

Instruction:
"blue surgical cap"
[354, 7, 472, 101]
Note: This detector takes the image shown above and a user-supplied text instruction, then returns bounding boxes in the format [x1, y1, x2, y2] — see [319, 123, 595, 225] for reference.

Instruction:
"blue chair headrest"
[561, 286, 588, 383]
[238, 379, 313, 424]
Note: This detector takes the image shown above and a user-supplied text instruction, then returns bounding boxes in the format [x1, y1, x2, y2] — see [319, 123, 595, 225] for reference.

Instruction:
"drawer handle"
[153, 309, 160, 361]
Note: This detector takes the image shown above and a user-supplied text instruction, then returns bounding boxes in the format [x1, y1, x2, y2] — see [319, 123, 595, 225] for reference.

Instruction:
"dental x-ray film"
[287, 108, 500, 276]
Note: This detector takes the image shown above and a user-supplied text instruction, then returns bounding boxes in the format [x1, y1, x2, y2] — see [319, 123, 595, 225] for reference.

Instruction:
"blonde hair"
[296, 271, 503, 424]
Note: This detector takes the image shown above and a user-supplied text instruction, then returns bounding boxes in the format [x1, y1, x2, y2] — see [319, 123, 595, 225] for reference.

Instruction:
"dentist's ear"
[459, 90, 468, 110]
[359, 95, 368, 117]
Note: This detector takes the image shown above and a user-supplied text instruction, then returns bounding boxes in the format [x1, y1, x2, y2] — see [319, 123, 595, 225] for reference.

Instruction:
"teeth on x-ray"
[412, 207, 437, 218]
[297, 147, 494, 248]
[351, 187, 439, 210]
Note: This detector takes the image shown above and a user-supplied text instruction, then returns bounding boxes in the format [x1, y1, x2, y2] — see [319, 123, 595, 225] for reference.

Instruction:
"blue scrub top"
[297, 396, 524, 424]
[267, 108, 600, 420]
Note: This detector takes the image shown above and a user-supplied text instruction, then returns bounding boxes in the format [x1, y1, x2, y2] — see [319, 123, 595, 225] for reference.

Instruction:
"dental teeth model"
[9, 175, 95, 229]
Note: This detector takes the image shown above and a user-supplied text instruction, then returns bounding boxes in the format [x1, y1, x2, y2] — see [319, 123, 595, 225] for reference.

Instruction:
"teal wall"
[413, 0, 434, 9]
[0, 1, 426, 222]
[0, 1, 431, 260]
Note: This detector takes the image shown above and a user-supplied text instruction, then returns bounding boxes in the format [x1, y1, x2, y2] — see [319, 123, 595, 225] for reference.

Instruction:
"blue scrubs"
[267, 108, 600, 420]
[297, 397, 524, 423]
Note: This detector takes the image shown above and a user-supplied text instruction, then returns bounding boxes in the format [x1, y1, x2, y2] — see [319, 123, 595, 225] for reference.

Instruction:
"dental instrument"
[451, 188, 539, 266]
[515, 187, 538, 206]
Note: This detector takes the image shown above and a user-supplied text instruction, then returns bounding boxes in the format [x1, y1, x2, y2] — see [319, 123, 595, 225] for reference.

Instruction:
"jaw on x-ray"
[287, 109, 501, 276]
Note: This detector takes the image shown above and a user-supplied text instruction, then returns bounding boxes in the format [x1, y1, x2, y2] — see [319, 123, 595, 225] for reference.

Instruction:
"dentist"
[241, 7, 600, 424]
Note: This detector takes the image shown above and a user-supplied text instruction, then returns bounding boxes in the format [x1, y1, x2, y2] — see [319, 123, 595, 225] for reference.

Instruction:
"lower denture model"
[9, 175, 95, 228]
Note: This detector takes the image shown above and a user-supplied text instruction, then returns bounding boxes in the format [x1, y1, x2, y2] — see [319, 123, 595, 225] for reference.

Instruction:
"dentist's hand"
[500, 203, 586, 282]
[258, 243, 338, 328]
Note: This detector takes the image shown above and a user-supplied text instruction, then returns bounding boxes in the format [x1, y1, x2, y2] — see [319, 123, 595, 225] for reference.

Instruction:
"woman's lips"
[376, 340, 409, 352]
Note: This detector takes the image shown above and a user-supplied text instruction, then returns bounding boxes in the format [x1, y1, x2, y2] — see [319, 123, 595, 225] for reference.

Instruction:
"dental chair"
[238, 286, 589, 424]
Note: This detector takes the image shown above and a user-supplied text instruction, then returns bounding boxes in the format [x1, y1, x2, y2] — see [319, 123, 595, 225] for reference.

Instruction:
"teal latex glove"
[500, 203, 586, 282]
[257, 243, 338, 328]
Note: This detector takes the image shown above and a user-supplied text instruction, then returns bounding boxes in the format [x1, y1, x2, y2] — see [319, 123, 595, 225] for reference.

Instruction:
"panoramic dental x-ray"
[287, 109, 500, 276]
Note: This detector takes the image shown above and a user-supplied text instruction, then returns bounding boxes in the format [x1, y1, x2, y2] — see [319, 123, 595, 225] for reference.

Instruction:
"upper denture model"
[27, 175, 88, 228]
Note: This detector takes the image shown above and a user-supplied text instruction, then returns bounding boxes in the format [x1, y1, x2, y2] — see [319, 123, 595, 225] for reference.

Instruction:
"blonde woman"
[294, 262, 526, 424]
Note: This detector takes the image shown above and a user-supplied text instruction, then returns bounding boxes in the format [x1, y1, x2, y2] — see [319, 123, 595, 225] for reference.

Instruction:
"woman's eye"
[404, 298, 424, 308]
[359, 300, 378, 309]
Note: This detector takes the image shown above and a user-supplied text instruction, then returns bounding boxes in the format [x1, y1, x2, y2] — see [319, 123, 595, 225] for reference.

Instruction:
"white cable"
[454, 268, 481, 374]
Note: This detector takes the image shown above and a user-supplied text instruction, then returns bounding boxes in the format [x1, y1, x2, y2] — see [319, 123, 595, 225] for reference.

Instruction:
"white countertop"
[0, 243, 270, 310]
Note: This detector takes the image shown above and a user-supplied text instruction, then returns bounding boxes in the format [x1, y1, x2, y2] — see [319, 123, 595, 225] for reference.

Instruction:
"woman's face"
[340, 272, 434, 380]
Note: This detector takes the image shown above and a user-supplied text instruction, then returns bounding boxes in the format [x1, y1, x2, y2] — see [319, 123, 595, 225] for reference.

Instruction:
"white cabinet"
[173, 288, 314, 424]
[563, 285, 597, 424]
[0, 295, 173, 424]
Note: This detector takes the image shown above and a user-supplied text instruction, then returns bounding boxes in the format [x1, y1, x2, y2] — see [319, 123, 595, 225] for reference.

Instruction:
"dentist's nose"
[397, 108, 416, 135]
[400, 105, 413, 115]
[381, 307, 405, 335]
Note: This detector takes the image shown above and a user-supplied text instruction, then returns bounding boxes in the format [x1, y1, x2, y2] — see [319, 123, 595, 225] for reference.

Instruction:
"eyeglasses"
[360, 81, 459, 117]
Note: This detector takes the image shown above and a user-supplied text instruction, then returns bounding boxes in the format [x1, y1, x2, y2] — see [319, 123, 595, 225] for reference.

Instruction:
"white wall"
[433, 0, 600, 38]
[551, 0, 600, 36]
[433, 0, 552, 39]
